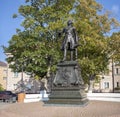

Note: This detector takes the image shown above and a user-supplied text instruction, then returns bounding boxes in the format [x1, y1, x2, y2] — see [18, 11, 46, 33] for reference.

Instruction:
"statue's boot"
[63, 57, 66, 61]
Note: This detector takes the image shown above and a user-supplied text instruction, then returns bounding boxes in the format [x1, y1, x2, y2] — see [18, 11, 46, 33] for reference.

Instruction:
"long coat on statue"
[61, 26, 79, 51]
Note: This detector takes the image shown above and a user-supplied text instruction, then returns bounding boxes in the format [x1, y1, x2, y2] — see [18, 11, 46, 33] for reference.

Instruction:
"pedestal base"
[44, 87, 88, 106]
[44, 61, 89, 106]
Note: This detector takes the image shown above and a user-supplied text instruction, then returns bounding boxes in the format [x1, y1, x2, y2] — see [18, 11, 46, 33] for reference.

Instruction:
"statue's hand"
[58, 31, 62, 37]
[74, 44, 80, 48]
[58, 33, 61, 37]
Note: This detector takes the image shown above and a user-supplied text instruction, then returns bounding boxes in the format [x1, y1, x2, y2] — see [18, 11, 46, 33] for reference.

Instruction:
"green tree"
[4, 0, 119, 83]
[109, 32, 120, 62]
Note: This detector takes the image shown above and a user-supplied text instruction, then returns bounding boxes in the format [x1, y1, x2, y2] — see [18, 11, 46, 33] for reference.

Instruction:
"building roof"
[0, 61, 7, 67]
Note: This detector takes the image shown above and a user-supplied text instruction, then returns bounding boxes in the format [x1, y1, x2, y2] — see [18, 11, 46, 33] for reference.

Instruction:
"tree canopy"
[109, 32, 120, 61]
[4, 0, 120, 83]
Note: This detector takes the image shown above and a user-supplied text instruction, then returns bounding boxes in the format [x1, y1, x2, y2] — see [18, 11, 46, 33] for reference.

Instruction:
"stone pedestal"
[45, 61, 88, 105]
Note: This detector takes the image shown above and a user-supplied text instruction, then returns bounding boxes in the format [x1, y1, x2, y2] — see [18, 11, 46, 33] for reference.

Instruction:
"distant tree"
[4, 0, 120, 84]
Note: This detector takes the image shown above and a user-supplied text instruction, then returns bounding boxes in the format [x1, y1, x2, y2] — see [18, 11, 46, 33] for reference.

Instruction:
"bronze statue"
[46, 20, 88, 106]
[59, 20, 80, 61]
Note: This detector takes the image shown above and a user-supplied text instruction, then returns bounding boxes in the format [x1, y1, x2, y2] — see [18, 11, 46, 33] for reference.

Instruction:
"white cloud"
[112, 5, 119, 14]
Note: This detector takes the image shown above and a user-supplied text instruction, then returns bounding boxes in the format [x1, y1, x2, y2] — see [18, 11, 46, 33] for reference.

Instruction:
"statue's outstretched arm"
[58, 28, 66, 37]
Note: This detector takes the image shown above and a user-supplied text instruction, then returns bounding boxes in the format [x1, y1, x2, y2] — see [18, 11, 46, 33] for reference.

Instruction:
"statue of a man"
[59, 20, 80, 61]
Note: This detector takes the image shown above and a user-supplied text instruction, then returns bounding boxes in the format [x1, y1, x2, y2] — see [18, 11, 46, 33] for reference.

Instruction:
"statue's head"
[67, 20, 73, 26]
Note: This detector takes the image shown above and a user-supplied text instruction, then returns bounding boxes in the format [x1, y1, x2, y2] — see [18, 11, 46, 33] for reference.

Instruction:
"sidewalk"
[0, 101, 120, 117]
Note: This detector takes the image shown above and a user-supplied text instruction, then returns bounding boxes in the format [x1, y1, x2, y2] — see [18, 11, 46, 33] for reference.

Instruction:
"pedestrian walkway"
[0, 101, 120, 117]
[0, 102, 12, 110]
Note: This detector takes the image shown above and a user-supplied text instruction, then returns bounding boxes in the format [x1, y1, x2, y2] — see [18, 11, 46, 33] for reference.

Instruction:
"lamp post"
[20, 59, 26, 92]
[21, 64, 24, 91]
[112, 58, 115, 93]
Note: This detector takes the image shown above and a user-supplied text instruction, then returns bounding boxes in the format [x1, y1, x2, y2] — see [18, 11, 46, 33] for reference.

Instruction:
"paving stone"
[0, 101, 120, 117]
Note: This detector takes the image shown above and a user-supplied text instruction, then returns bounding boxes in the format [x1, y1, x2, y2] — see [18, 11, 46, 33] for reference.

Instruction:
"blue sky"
[0, 0, 25, 62]
[0, 0, 120, 62]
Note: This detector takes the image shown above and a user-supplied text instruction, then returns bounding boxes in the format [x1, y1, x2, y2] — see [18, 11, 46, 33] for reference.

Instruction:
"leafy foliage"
[109, 32, 120, 61]
[4, 0, 120, 82]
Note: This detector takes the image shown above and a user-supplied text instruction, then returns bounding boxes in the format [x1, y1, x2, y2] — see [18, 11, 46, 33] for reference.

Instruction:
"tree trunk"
[88, 80, 94, 93]
[88, 74, 96, 93]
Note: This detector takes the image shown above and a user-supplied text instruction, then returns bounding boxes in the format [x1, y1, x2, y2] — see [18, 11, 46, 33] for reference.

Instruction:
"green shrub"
[0, 84, 4, 91]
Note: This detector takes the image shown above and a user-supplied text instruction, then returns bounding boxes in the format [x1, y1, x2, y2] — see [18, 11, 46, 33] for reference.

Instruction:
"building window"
[3, 69, 7, 76]
[3, 77, 7, 80]
[116, 68, 119, 74]
[104, 82, 109, 89]
[14, 72, 18, 78]
[117, 82, 119, 87]
[13, 84, 17, 89]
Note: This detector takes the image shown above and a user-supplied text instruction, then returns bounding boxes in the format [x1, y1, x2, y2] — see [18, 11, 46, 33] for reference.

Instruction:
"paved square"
[0, 101, 120, 117]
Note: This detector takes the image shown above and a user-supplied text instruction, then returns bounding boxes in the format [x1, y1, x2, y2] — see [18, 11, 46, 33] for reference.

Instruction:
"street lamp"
[112, 58, 115, 93]
[21, 64, 24, 91]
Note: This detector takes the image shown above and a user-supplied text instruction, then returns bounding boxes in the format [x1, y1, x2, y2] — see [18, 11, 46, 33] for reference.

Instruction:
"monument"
[45, 20, 88, 105]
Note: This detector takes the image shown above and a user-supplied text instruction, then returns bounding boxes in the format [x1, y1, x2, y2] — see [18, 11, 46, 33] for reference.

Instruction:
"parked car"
[0, 91, 17, 103]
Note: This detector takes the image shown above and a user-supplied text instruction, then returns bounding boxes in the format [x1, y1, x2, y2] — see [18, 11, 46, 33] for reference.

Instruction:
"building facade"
[0, 61, 7, 89]
[95, 60, 120, 92]
[5, 53, 33, 92]
[0, 60, 39, 92]
[6, 64, 31, 91]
